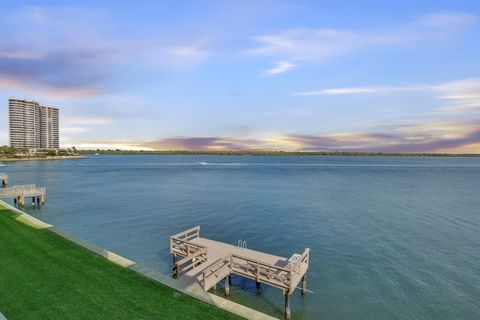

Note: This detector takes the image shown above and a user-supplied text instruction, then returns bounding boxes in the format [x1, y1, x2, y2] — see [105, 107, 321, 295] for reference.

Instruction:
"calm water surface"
[2, 155, 479, 319]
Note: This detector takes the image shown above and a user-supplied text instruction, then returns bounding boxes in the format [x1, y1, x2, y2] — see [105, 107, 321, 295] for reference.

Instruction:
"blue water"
[1, 155, 480, 319]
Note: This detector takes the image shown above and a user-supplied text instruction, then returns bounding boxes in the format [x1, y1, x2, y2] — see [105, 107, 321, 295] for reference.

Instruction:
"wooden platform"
[0, 173, 7, 186]
[170, 226, 309, 319]
[0, 184, 46, 206]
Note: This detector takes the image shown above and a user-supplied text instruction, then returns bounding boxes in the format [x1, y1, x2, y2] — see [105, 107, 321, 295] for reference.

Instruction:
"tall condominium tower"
[8, 98, 59, 149]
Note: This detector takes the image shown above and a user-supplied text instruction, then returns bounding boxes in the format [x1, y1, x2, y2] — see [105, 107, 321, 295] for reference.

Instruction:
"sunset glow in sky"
[1, 1, 479, 152]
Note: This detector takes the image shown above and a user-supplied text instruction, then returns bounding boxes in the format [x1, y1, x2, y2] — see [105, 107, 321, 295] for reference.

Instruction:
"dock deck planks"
[170, 226, 309, 320]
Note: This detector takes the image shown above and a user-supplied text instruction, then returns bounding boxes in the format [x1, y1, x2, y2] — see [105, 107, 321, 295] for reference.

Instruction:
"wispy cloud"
[294, 78, 480, 115]
[264, 61, 296, 75]
[419, 12, 478, 30]
[60, 116, 115, 140]
[250, 12, 478, 73]
[62, 116, 114, 126]
[66, 142, 154, 151]
[294, 85, 430, 96]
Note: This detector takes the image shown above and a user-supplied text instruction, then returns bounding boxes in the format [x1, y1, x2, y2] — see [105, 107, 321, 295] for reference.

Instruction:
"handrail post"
[289, 269, 294, 293]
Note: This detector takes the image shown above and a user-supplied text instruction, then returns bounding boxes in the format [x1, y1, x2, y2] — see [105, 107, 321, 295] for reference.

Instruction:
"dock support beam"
[301, 275, 307, 295]
[285, 292, 291, 320]
[172, 254, 177, 279]
[41, 195, 45, 205]
[224, 275, 230, 296]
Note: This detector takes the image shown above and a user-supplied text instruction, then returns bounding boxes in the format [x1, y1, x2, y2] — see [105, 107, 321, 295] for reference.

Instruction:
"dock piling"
[172, 254, 177, 279]
[224, 275, 230, 296]
[301, 275, 307, 295]
[285, 292, 291, 320]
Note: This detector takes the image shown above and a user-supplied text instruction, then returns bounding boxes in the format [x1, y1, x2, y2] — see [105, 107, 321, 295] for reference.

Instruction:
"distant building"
[8, 98, 59, 150]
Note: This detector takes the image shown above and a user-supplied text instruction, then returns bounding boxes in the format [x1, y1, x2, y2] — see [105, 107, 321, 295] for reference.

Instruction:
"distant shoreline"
[0, 155, 85, 162]
[78, 150, 480, 157]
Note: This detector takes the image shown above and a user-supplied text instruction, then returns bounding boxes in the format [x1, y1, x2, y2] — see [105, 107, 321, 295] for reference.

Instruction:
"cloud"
[419, 12, 478, 31]
[153, 45, 211, 69]
[0, 49, 108, 98]
[435, 78, 480, 99]
[0, 6, 212, 98]
[250, 29, 362, 64]
[62, 116, 114, 126]
[294, 77, 480, 114]
[142, 137, 265, 151]
[61, 127, 89, 134]
[76, 119, 480, 153]
[60, 116, 115, 139]
[250, 12, 478, 72]
[283, 120, 480, 153]
[64, 142, 154, 151]
[294, 85, 429, 96]
[264, 61, 296, 75]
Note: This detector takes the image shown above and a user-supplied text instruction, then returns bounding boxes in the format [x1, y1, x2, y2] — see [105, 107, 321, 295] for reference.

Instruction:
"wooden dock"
[0, 184, 46, 206]
[0, 173, 8, 187]
[170, 226, 310, 320]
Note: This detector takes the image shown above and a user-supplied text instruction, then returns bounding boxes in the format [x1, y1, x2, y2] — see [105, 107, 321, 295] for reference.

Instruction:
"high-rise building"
[8, 98, 59, 150]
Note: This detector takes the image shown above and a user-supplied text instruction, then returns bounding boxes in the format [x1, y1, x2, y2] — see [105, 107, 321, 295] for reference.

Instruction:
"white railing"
[0, 185, 45, 198]
[231, 253, 292, 291]
[173, 246, 208, 279]
[169, 226, 310, 295]
[288, 248, 310, 292]
[201, 255, 231, 290]
[170, 226, 208, 279]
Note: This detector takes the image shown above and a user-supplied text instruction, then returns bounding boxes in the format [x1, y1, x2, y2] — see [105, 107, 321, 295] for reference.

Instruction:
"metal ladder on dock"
[237, 239, 247, 249]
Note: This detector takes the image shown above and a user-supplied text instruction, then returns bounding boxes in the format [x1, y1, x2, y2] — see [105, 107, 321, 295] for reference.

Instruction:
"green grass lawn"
[0, 206, 241, 320]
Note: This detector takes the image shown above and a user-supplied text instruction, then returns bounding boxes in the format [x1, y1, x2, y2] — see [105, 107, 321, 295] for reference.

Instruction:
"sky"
[1, 0, 480, 153]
